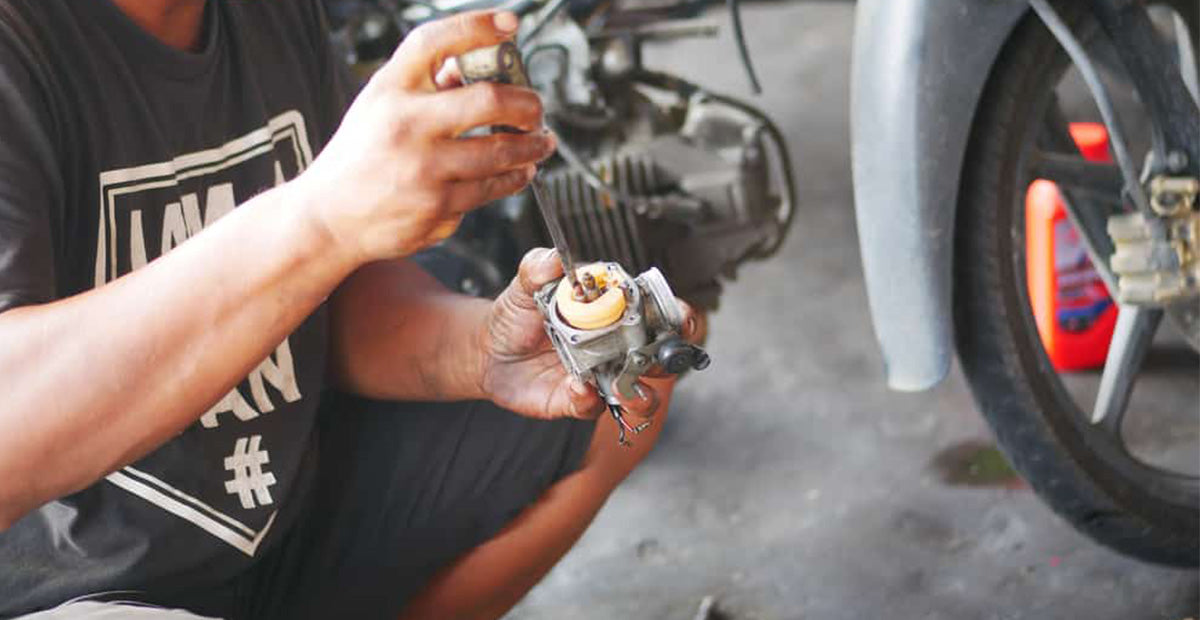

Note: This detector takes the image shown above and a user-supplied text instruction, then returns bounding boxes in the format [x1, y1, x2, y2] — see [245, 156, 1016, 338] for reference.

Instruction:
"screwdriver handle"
[455, 42, 581, 288]
[456, 41, 530, 88]
[456, 42, 528, 135]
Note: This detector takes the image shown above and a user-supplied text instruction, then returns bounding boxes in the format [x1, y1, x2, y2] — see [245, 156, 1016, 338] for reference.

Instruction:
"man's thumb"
[516, 247, 564, 297]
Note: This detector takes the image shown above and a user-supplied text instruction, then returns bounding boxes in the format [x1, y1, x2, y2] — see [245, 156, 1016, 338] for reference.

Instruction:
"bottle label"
[1054, 218, 1111, 332]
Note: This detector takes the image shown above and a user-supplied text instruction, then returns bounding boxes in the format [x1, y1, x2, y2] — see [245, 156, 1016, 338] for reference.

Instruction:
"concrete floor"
[509, 3, 1200, 619]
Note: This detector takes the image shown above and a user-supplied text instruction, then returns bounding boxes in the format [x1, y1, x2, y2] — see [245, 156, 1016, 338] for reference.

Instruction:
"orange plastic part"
[555, 263, 627, 330]
[1025, 122, 1118, 371]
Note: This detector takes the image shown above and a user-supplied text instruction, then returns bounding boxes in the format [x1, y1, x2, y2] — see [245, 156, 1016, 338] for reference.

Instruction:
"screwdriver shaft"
[528, 172, 581, 289]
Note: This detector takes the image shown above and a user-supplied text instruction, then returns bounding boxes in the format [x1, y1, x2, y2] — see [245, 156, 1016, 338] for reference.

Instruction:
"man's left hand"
[476, 248, 702, 421]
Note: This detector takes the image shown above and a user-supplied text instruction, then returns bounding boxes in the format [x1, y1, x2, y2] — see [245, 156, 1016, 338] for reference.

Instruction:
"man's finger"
[385, 11, 519, 91]
[446, 165, 536, 214]
[428, 214, 464, 244]
[434, 58, 463, 90]
[495, 247, 562, 313]
[566, 377, 604, 420]
[438, 131, 555, 181]
[679, 299, 708, 345]
[425, 82, 544, 137]
[517, 247, 564, 296]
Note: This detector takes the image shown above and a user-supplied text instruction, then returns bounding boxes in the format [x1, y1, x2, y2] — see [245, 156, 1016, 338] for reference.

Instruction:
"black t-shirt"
[0, 1, 353, 614]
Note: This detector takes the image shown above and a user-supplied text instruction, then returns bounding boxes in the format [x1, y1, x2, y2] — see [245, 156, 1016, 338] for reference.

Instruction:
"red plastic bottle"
[1025, 122, 1117, 372]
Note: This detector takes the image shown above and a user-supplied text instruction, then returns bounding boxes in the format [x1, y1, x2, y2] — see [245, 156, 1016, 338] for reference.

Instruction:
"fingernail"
[634, 383, 650, 401]
[685, 315, 697, 337]
[525, 164, 537, 181]
[541, 247, 559, 267]
[494, 12, 519, 33]
[543, 131, 557, 151]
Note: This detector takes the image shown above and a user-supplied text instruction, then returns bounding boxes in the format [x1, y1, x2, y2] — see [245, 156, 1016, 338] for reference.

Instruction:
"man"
[0, 1, 696, 618]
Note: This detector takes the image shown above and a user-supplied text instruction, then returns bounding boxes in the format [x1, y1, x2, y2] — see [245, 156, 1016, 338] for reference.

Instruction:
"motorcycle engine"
[323, 2, 796, 310]
[505, 17, 796, 310]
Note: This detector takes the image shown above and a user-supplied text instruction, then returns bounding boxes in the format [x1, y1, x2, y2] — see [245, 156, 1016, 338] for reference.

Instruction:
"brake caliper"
[1108, 176, 1200, 304]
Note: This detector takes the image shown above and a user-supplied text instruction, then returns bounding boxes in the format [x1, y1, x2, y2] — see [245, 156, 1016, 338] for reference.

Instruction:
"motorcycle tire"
[953, 0, 1199, 566]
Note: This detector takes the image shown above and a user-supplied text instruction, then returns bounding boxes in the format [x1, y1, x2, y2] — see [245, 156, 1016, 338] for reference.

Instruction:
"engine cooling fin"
[540, 153, 664, 274]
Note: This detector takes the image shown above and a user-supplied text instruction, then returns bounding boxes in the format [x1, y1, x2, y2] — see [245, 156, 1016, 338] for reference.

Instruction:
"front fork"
[1090, 0, 1198, 178]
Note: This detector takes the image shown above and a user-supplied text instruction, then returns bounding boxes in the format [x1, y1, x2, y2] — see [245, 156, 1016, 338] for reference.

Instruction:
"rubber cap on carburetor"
[555, 263, 627, 330]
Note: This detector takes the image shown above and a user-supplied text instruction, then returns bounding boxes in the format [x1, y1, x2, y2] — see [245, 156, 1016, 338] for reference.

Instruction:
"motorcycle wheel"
[954, 0, 1199, 566]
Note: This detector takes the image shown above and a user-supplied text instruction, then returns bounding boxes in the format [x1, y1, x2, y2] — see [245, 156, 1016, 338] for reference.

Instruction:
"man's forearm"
[328, 259, 492, 402]
[0, 183, 357, 527]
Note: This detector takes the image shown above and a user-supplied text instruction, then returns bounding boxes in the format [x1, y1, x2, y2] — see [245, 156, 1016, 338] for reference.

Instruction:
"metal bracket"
[612, 342, 661, 401]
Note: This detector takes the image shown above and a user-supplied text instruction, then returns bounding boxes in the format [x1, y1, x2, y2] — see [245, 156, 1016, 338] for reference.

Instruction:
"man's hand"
[477, 248, 704, 421]
[292, 11, 556, 264]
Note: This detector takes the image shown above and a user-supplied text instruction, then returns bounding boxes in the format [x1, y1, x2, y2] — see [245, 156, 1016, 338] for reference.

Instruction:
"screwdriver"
[455, 42, 581, 289]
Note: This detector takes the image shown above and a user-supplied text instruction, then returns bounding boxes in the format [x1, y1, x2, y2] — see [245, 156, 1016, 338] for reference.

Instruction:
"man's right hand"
[293, 10, 555, 264]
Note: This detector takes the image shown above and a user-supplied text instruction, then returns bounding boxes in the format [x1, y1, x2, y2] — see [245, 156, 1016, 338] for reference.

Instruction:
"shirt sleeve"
[309, 0, 361, 149]
[0, 13, 64, 315]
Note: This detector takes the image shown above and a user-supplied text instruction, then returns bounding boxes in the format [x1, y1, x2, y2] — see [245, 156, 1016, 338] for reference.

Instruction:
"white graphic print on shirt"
[92, 110, 315, 556]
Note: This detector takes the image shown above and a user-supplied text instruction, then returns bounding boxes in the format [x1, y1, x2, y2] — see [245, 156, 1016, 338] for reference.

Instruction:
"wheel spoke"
[1091, 305, 1164, 434]
[1028, 149, 1121, 293]
[1031, 100, 1123, 292]
[1030, 0, 1156, 213]
[1030, 151, 1123, 196]
[1038, 94, 1082, 152]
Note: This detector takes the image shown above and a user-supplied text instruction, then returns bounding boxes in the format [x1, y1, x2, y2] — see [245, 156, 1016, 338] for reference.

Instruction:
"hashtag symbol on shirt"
[223, 435, 277, 510]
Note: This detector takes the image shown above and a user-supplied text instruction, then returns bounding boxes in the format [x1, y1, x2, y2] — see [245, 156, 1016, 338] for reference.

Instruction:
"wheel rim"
[1008, 4, 1199, 504]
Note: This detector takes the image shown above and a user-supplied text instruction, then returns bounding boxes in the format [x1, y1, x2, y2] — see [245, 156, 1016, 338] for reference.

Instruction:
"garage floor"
[508, 2, 1200, 619]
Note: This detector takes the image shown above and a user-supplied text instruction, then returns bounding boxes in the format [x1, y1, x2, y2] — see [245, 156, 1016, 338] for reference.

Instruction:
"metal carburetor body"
[535, 262, 709, 445]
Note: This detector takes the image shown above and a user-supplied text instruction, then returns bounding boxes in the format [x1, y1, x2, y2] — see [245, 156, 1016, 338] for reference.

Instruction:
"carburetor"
[536, 262, 710, 446]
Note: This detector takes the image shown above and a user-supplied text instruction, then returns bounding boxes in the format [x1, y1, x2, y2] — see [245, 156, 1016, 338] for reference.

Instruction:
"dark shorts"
[172, 393, 595, 620]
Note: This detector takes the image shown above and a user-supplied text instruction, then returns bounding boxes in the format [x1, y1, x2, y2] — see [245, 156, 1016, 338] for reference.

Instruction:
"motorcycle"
[852, 0, 1198, 565]
[324, 0, 796, 313]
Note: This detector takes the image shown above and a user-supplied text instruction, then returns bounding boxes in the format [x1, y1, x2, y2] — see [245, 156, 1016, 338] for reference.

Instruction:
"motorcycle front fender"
[850, 0, 1028, 391]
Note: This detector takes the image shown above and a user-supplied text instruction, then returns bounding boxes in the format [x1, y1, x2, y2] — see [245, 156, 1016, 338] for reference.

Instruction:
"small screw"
[1166, 150, 1189, 174]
